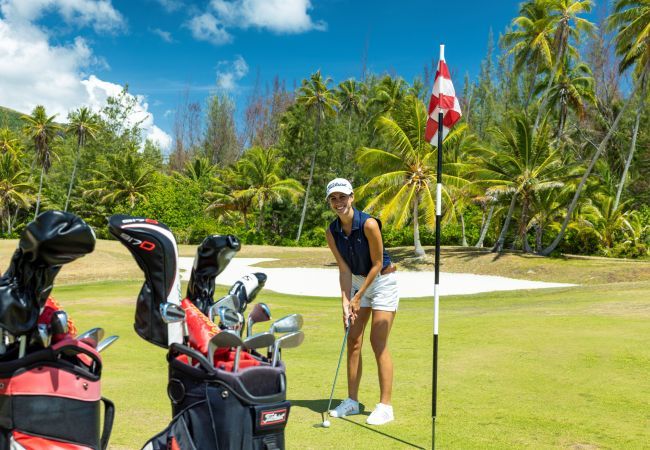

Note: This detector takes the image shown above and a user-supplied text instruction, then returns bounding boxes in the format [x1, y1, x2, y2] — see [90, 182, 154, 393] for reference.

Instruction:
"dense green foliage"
[1, 0, 648, 257]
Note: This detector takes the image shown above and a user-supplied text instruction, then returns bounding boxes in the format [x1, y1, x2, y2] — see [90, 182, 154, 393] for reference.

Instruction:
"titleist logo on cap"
[326, 178, 353, 198]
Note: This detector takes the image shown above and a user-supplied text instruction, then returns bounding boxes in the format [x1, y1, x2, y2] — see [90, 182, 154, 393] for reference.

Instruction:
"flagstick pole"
[432, 108, 443, 449]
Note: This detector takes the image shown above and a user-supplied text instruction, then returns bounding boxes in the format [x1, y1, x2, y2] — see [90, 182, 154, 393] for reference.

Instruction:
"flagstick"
[432, 109, 443, 449]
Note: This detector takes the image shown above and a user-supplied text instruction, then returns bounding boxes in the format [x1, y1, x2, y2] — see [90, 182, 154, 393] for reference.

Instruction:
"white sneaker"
[329, 397, 360, 418]
[366, 403, 394, 425]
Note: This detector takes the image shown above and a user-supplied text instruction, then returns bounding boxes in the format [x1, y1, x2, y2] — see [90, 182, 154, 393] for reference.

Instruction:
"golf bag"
[108, 215, 183, 348]
[142, 344, 289, 450]
[186, 234, 241, 315]
[0, 338, 114, 449]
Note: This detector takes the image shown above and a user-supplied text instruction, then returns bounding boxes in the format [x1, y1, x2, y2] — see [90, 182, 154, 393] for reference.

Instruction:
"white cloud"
[0, 1, 171, 151]
[0, 0, 126, 34]
[186, 13, 231, 45]
[155, 0, 183, 13]
[150, 27, 174, 43]
[210, 0, 325, 33]
[216, 55, 248, 92]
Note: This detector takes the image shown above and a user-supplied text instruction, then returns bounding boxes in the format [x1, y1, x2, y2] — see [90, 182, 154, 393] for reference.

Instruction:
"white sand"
[178, 257, 573, 298]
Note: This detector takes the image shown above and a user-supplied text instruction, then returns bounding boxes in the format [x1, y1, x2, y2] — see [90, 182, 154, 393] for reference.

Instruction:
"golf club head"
[243, 331, 275, 350]
[271, 331, 305, 366]
[210, 330, 244, 349]
[217, 306, 240, 330]
[96, 335, 119, 353]
[246, 303, 271, 338]
[229, 273, 267, 314]
[50, 310, 69, 336]
[109, 215, 183, 348]
[160, 302, 186, 324]
[270, 314, 303, 334]
[77, 327, 104, 348]
[0, 211, 95, 336]
[37, 323, 51, 349]
[186, 234, 241, 315]
[209, 294, 240, 322]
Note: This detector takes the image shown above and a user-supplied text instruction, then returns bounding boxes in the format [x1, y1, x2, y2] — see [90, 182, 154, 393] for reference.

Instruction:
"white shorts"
[351, 272, 399, 312]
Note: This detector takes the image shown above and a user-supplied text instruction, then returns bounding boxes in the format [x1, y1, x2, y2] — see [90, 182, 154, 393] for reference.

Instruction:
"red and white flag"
[425, 45, 462, 145]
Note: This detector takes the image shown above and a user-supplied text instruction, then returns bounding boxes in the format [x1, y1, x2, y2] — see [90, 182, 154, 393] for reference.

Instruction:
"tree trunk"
[540, 67, 645, 256]
[460, 213, 468, 246]
[65, 138, 83, 212]
[256, 198, 265, 232]
[475, 204, 494, 248]
[492, 194, 517, 253]
[614, 74, 646, 211]
[34, 166, 45, 219]
[296, 116, 320, 242]
[413, 194, 425, 257]
[519, 201, 530, 252]
[535, 224, 543, 253]
[524, 60, 540, 109]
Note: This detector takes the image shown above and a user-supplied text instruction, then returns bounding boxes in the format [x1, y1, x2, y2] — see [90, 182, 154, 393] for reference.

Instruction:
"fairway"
[47, 267, 650, 449]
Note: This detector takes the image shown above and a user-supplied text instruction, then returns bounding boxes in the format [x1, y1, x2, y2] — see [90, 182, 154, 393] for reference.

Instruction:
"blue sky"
[0, 0, 528, 152]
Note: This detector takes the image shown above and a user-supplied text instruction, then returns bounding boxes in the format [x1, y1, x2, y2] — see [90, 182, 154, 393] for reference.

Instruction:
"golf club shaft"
[325, 322, 350, 414]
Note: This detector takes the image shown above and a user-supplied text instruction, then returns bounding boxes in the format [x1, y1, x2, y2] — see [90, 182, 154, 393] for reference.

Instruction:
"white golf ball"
[322, 420, 330, 428]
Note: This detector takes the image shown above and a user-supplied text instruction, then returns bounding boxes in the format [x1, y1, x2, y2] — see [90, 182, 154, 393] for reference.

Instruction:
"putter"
[97, 335, 119, 353]
[246, 303, 271, 338]
[271, 331, 304, 366]
[323, 319, 351, 427]
[208, 330, 243, 367]
[77, 328, 105, 348]
[237, 331, 275, 372]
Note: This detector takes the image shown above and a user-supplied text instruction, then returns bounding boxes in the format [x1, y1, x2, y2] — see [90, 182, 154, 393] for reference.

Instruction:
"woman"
[324, 177, 399, 426]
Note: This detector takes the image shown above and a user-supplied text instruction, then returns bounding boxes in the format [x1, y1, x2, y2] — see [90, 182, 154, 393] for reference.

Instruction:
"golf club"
[96, 335, 119, 353]
[208, 330, 243, 366]
[322, 319, 351, 428]
[237, 331, 275, 372]
[269, 313, 303, 334]
[209, 294, 240, 322]
[271, 331, 304, 366]
[246, 303, 271, 338]
[77, 327, 104, 348]
[217, 306, 240, 331]
[51, 310, 69, 336]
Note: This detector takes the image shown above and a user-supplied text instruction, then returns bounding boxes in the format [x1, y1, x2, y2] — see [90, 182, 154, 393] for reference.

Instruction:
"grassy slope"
[0, 105, 24, 131]
[1, 240, 649, 448]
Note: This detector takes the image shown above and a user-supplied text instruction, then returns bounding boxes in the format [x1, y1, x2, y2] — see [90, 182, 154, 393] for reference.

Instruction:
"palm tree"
[540, 0, 650, 255]
[367, 75, 406, 121]
[533, 0, 595, 133]
[355, 95, 467, 256]
[501, 0, 555, 107]
[579, 193, 632, 250]
[541, 61, 596, 138]
[65, 107, 101, 212]
[206, 164, 253, 229]
[295, 70, 339, 242]
[0, 153, 32, 235]
[21, 105, 61, 218]
[608, 0, 650, 210]
[235, 147, 304, 231]
[476, 114, 565, 253]
[0, 128, 22, 157]
[337, 79, 365, 133]
[85, 152, 155, 211]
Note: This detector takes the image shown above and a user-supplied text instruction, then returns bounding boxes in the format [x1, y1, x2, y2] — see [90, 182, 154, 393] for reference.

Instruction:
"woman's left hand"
[349, 293, 361, 323]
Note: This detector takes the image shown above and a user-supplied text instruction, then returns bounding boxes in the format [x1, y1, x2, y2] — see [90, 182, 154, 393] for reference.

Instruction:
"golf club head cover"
[229, 273, 267, 313]
[108, 215, 183, 348]
[0, 211, 95, 336]
[186, 234, 241, 314]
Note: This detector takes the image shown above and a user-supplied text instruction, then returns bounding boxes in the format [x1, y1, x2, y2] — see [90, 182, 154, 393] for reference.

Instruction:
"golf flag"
[425, 45, 462, 145]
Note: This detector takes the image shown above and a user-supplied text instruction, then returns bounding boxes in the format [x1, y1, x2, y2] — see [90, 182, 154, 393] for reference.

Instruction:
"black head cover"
[0, 211, 95, 335]
[108, 215, 182, 348]
[186, 234, 241, 315]
[229, 272, 267, 313]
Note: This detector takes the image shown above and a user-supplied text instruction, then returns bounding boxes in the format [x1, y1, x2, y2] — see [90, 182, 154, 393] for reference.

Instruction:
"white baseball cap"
[326, 178, 353, 199]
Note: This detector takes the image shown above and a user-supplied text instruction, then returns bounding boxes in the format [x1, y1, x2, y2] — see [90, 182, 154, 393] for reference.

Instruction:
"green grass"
[49, 278, 650, 449]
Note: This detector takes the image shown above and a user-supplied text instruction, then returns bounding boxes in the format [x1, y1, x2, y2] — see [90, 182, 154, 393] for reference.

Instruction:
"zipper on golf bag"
[0, 339, 115, 450]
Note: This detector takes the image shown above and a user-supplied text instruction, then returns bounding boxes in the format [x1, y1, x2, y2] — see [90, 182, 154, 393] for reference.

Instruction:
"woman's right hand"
[342, 302, 352, 327]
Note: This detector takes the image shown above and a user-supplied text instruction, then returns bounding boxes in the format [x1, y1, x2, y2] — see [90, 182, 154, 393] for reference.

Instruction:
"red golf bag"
[0, 338, 115, 449]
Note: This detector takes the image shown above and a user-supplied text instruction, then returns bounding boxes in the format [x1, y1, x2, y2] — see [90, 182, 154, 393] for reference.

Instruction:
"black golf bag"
[0, 338, 114, 449]
[142, 344, 290, 450]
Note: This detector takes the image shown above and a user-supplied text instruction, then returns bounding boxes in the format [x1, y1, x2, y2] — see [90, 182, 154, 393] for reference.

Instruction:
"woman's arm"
[326, 228, 354, 324]
[348, 218, 383, 316]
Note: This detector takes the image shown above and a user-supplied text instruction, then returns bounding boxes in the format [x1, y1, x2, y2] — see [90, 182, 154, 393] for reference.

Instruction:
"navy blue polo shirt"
[329, 208, 392, 276]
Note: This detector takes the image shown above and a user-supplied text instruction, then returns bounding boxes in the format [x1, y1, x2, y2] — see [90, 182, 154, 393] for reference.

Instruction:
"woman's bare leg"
[369, 310, 396, 404]
[346, 307, 371, 401]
